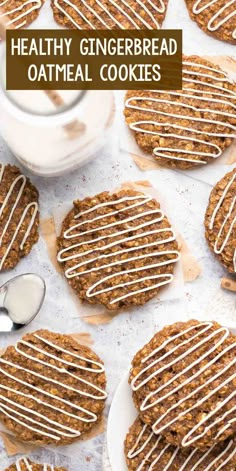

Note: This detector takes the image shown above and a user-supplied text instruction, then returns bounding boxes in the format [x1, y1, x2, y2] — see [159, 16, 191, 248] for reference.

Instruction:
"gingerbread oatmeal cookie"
[5, 458, 67, 471]
[0, 0, 44, 29]
[0, 164, 39, 271]
[125, 417, 236, 470]
[185, 0, 236, 45]
[129, 320, 236, 450]
[57, 188, 180, 311]
[205, 169, 236, 274]
[0, 330, 107, 446]
[51, 0, 169, 29]
[124, 56, 236, 170]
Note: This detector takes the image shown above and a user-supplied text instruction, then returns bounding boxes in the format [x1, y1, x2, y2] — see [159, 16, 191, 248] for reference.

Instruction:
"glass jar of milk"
[0, 53, 114, 176]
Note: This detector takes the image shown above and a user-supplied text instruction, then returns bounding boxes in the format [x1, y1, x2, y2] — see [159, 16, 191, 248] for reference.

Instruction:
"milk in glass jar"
[0, 51, 114, 176]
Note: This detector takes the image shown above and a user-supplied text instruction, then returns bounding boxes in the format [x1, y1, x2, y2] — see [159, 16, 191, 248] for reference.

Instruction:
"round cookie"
[57, 188, 180, 311]
[0, 1, 44, 29]
[5, 458, 67, 471]
[51, 0, 169, 30]
[129, 320, 236, 450]
[124, 56, 236, 170]
[185, 0, 236, 45]
[125, 417, 236, 471]
[205, 169, 236, 274]
[0, 329, 107, 446]
[0, 164, 39, 271]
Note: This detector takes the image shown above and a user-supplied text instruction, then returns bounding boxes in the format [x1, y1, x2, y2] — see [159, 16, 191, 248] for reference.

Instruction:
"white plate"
[107, 323, 236, 471]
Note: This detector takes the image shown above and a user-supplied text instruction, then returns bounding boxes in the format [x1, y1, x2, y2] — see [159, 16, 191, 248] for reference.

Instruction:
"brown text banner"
[6, 29, 182, 90]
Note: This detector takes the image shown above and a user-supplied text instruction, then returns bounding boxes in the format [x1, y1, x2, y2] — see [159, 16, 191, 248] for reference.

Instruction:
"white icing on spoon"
[0, 274, 46, 332]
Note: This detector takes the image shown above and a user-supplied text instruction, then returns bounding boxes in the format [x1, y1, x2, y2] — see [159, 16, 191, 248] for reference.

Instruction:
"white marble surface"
[0, 93, 235, 470]
[0, 4, 236, 466]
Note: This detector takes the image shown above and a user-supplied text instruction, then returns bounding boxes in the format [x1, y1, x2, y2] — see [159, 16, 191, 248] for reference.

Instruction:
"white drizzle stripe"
[16, 462, 55, 471]
[181, 398, 236, 448]
[132, 322, 213, 388]
[0, 365, 97, 422]
[0, 0, 42, 28]
[0, 398, 81, 437]
[127, 422, 236, 471]
[58, 195, 179, 305]
[16, 458, 33, 471]
[193, 0, 236, 40]
[0, 165, 38, 270]
[0, 333, 107, 441]
[128, 423, 153, 458]
[15, 341, 107, 400]
[131, 321, 236, 447]
[53, 0, 165, 30]
[154, 360, 236, 446]
[0, 405, 63, 441]
[30, 333, 104, 371]
[137, 436, 161, 471]
[0, 382, 87, 422]
[125, 61, 236, 165]
[209, 172, 236, 272]
[134, 328, 232, 405]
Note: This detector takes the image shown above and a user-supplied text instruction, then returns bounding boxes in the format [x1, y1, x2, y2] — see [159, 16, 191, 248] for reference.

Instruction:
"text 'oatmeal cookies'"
[125, 417, 236, 471]
[185, 0, 236, 45]
[0, 164, 39, 271]
[51, 0, 169, 30]
[205, 169, 236, 274]
[0, 330, 107, 446]
[5, 458, 67, 471]
[129, 320, 236, 450]
[0, 0, 45, 29]
[57, 188, 180, 311]
[124, 56, 236, 170]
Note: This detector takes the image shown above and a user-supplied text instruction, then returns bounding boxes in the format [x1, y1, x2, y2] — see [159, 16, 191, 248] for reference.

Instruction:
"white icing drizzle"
[0, 164, 38, 270]
[15, 458, 56, 471]
[209, 172, 236, 272]
[0, 333, 107, 441]
[125, 61, 236, 165]
[0, 0, 43, 29]
[53, 0, 165, 29]
[16, 458, 32, 471]
[57, 194, 180, 306]
[127, 422, 236, 470]
[131, 321, 236, 447]
[193, 0, 236, 40]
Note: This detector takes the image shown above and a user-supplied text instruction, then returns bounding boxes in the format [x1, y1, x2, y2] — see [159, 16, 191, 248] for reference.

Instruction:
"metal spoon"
[0, 273, 46, 332]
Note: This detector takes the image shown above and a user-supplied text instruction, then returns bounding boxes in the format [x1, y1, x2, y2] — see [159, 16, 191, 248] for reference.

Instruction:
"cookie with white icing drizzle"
[0, 329, 107, 445]
[125, 416, 236, 470]
[0, 0, 45, 29]
[124, 56, 236, 170]
[0, 164, 39, 271]
[57, 188, 180, 310]
[205, 169, 236, 274]
[185, 0, 236, 45]
[129, 320, 236, 450]
[5, 457, 67, 471]
[51, 0, 169, 30]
